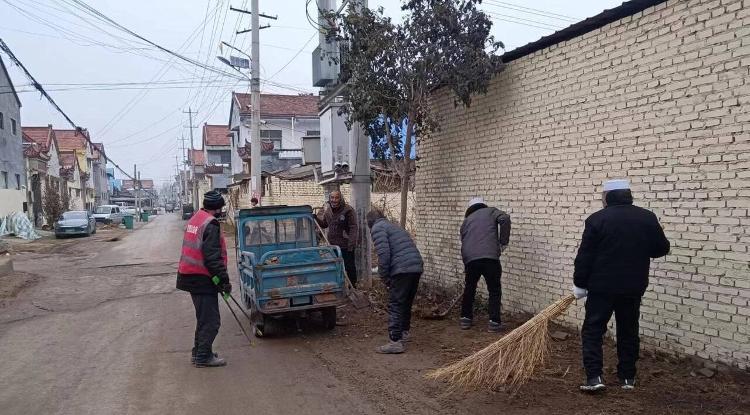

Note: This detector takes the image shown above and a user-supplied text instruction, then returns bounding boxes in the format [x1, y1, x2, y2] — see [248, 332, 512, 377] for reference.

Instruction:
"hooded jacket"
[573, 190, 671, 296]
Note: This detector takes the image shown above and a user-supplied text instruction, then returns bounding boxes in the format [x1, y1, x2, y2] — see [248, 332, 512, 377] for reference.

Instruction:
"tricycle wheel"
[254, 314, 276, 337]
[322, 307, 336, 330]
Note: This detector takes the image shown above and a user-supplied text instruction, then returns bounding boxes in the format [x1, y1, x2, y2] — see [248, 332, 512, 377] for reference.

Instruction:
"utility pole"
[175, 155, 182, 207]
[179, 135, 189, 208]
[229, 2, 276, 205]
[348, 0, 372, 287]
[250, 0, 262, 204]
[133, 164, 139, 221]
[183, 107, 198, 211]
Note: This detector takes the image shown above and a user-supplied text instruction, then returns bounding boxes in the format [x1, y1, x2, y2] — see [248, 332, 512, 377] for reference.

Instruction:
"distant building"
[22, 125, 64, 226]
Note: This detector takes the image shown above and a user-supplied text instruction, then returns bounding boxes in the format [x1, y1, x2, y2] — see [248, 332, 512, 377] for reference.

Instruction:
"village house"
[188, 148, 211, 209]
[91, 143, 109, 206]
[0, 55, 27, 219]
[55, 129, 95, 211]
[200, 123, 232, 192]
[58, 152, 83, 211]
[21, 125, 64, 226]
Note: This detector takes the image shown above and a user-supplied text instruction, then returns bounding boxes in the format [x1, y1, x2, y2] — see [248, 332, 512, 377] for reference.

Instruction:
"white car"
[92, 205, 125, 224]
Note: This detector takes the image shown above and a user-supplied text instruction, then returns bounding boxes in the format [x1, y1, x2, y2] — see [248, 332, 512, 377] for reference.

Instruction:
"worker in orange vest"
[176, 190, 231, 367]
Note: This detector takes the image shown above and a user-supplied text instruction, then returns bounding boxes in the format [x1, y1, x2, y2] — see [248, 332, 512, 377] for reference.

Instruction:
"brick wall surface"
[417, 0, 750, 368]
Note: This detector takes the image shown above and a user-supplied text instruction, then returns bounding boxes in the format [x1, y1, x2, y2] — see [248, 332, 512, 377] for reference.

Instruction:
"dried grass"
[426, 294, 576, 390]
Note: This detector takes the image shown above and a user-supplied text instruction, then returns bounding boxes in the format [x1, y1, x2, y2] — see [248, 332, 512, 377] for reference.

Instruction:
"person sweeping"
[368, 209, 423, 354]
[574, 179, 670, 392]
[176, 190, 232, 368]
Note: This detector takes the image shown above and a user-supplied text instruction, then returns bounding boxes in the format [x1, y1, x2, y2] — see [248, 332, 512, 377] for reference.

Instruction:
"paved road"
[0, 214, 377, 415]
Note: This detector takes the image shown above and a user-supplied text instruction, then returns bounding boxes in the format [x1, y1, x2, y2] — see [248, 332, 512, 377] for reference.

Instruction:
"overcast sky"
[0, 0, 622, 185]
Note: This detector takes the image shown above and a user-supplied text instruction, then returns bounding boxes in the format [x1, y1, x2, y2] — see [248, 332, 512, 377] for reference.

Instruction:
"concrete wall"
[0, 58, 25, 218]
[417, 0, 750, 368]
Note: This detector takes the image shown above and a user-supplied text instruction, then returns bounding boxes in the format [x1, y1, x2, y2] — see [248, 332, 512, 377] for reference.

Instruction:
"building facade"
[0, 56, 26, 218]
[417, 0, 750, 369]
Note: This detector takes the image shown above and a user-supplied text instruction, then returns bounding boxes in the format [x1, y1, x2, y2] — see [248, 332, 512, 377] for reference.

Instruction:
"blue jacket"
[370, 218, 423, 279]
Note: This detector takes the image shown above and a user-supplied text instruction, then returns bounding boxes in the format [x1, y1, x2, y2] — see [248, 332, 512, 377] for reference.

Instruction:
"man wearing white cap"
[459, 197, 512, 333]
[574, 179, 670, 392]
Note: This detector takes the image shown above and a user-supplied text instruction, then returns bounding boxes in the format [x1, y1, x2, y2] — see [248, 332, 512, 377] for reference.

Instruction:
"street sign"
[230, 56, 250, 69]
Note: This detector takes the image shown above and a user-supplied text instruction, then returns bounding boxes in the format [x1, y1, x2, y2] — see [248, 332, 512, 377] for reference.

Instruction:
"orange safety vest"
[177, 209, 227, 276]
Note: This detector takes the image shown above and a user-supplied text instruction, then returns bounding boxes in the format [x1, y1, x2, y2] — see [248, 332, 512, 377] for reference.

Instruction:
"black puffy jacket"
[574, 190, 670, 296]
[371, 218, 423, 280]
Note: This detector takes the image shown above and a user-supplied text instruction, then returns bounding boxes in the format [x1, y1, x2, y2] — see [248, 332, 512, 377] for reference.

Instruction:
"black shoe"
[194, 355, 227, 368]
[487, 320, 502, 333]
[579, 376, 606, 392]
[459, 317, 473, 330]
[621, 378, 636, 390]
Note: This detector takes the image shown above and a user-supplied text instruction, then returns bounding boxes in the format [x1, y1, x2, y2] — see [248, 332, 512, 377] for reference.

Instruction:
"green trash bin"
[140, 212, 149, 222]
[123, 215, 134, 230]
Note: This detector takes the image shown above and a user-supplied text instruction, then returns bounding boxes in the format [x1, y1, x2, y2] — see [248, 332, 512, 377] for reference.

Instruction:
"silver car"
[92, 204, 125, 224]
[55, 211, 97, 238]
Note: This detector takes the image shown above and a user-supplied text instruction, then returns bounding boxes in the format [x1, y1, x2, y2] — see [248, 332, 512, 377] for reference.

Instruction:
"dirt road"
[1, 214, 748, 415]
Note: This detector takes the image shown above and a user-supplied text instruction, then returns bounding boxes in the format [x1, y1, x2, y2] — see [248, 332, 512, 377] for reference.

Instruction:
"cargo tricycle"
[236, 205, 347, 337]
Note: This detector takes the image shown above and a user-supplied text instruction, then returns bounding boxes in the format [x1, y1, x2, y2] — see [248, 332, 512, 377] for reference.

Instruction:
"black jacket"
[573, 190, 670, 296]
[371, 218, 423, 279]
[176, 219, 230, 294]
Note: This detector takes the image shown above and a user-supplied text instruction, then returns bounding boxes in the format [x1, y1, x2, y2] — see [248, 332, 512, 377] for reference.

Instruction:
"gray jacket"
[371, 218, 424, 279]
[460, 206, 511, 264]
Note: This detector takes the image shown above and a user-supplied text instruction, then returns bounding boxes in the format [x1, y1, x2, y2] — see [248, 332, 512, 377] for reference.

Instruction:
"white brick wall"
[417, 0, 750, 369]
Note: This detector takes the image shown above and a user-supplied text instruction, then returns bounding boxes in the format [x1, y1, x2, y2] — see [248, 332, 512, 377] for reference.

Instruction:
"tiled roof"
[122, 179, 154, 190]
[92, 142, 105, 158]
[203, 124, 231, 147]
[189, 149, 206, 166]
[22, 133, 50, 160]
[21, 126, 54, 152]
[233, 93, 319, 118]
[55, 129, 90, 152]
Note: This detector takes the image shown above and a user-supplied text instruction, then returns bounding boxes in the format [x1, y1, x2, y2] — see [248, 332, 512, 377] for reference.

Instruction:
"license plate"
[65, 228, 75, 233]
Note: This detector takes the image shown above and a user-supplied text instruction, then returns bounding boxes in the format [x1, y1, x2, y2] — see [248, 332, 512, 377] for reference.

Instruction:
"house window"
[0, 112, 3, 129]
[11, 119, 17, 135]
[306, 130, 320, 136]
[260, 130, 282, 139]
[15, 174, 21, 190]
[0, 171, 7, 188]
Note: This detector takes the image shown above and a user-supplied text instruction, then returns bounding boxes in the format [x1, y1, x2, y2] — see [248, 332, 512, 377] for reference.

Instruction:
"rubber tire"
[255, 315, 276, 338]
[322, 307, 336, 330]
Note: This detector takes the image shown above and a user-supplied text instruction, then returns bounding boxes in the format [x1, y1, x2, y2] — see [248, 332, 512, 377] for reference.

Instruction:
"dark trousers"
[341, 249, 358, 287]
[191, 293, 221, 362]
[461, 258, 502, 322]
[581, 293, 641, 380]
[387, 273, 421, 341]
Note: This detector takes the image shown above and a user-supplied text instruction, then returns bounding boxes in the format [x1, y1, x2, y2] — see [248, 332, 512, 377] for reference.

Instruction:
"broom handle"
[313, 216, 357, 291]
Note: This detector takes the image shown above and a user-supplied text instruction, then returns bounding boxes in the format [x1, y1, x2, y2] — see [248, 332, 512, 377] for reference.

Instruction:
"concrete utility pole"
[179, 135, 189, 207]
[183, 107, 198, 211]
[133, 165, 139, 221]
[250, 0, 262, 204]
[348, 0, 372, 287]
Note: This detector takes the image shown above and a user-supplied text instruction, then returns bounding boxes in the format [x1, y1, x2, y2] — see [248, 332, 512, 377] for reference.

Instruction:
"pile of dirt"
[0, 271, 41, 299]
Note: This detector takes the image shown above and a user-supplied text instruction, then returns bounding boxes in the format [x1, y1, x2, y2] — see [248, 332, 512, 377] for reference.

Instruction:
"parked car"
[121, 206, 136, 216]
[55, 211, 96, 238]
[92, 204, 125, 224]
[182, 204, 194, 220]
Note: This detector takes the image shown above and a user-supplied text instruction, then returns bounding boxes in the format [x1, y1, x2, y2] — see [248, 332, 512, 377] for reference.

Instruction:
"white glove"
[573, 286, 588, 299]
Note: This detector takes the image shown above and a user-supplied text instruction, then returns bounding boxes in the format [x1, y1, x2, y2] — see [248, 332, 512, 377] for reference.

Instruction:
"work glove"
[220, 281, 232, 294]
[573, 286, 588, 299]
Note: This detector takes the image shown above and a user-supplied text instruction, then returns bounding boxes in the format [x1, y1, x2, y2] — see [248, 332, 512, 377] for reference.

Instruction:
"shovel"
[313, 220, 370, 309]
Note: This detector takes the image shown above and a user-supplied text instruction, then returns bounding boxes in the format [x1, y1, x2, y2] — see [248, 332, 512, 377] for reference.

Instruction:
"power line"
[266, 32, 317, 81]
[0, 37, 136, 181]
[483, 0, 579, 22]
[485, 11, 565, 30]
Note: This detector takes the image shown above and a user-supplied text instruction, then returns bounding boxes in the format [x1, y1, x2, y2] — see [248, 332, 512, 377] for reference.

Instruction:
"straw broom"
[426, 294, 576, 390]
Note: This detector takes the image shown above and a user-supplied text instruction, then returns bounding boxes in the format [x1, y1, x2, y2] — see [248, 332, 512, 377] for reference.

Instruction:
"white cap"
[468, 197, 485, 208]
[603, 179, 630, 192]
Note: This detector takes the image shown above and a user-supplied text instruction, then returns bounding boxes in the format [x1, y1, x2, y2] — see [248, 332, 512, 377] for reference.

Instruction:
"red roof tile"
[22, 126, 54, 152]
[22, 133, 50, 160]
[233, 93, 319, 118]
[92, 142, 105, 158]
[189, 149, 206, 166]
[55, 129, 90, 152]
[202, 124, 231, 147]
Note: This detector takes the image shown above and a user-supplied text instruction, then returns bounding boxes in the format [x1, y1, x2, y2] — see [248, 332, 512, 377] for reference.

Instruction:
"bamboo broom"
[426, 294, 576, 390]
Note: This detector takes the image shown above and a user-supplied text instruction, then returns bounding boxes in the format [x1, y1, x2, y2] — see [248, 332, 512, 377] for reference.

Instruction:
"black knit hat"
[203, 190, 225, 210]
